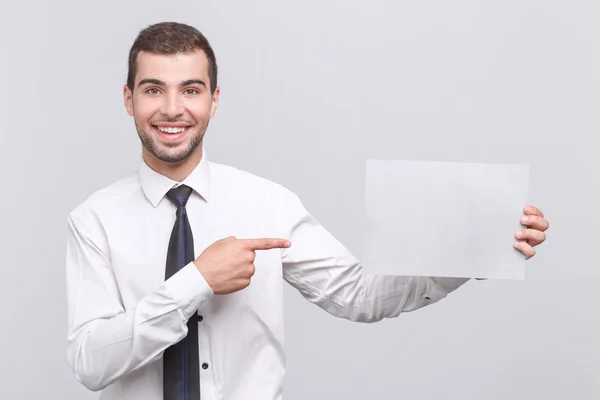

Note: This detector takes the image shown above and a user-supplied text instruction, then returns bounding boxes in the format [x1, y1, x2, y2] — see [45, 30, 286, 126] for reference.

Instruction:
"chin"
[151, 139, 203, 164]
[138, 125, 204, 164]
[154, 147, 194, 164]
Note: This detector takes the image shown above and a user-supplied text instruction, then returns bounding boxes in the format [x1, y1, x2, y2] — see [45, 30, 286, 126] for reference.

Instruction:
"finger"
[514, 241, 535, 260]
[515, 228, 546, 247]
[243, 250, 256, 264]
[520, 215, 550, 231]
[240, 238, 291, 250]
[239, 265, 255, 282]
[523, 205, 544, 218]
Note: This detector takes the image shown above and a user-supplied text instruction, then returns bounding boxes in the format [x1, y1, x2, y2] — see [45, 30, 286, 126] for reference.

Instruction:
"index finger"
[240, 238, 291, 250]
[524, 205, 544, 218]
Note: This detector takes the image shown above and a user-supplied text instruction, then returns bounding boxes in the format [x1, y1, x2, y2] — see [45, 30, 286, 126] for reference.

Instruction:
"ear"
[123, 84, 134, 116]
[209, 85, 221, 118]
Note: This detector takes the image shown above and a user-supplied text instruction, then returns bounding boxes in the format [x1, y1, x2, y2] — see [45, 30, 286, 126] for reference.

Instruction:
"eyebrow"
[137, 78, 207, 88]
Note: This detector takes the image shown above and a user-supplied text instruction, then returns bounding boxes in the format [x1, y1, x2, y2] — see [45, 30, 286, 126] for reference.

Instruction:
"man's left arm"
[279, 190, 548, 323]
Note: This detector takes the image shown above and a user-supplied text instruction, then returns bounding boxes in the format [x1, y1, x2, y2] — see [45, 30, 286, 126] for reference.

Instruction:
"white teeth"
[158, 127, 186, 134]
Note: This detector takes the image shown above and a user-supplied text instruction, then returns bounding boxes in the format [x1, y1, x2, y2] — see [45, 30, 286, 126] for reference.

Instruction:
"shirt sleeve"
[65, 213, 214, 392]
[279, 190, 469, 322]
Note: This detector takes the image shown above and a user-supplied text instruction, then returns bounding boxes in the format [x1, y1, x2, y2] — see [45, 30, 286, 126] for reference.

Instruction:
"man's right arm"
[64, 213, 214, 392]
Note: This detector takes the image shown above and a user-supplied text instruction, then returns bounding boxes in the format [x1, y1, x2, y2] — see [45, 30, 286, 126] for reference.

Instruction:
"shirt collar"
[138, 149, 211, 208]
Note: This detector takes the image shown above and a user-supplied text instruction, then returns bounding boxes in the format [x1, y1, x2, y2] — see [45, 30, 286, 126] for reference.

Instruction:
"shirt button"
[198, 315, 203, 322]
[202, 363, 209, 370]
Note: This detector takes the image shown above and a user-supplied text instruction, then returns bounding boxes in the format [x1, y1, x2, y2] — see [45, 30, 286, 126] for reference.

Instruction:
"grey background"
[1, 0, 597, 399]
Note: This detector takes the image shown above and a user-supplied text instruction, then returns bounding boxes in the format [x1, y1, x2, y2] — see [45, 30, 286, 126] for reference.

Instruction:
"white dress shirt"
[65, 151, 469, 400]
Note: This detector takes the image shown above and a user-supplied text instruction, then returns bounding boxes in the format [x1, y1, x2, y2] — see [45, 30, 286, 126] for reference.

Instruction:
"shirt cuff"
[419, 278, 446, 303]
[163, 262, 214, 319]
[423, 277, 470, 302]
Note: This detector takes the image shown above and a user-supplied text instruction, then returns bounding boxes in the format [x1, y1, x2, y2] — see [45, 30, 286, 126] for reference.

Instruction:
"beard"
[135, 121, 206, 164]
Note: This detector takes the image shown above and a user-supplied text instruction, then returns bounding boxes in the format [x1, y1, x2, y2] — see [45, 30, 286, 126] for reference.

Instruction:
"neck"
[142, 145, 204, 182]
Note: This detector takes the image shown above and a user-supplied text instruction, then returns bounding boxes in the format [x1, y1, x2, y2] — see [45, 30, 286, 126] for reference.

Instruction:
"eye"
[145, 88, 160, 95]
[184, 88, 200, 95]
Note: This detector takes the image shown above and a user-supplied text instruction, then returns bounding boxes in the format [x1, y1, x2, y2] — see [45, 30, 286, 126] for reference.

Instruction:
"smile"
[152, 125, 191, 141]
[157, 126, 186, 134]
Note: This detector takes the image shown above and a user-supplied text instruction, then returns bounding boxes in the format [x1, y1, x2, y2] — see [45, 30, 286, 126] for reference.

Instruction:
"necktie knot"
[166, 185, 193, 208]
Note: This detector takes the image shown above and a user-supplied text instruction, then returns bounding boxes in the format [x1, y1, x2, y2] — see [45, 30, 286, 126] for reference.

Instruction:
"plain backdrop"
[1, 1, 598, 399]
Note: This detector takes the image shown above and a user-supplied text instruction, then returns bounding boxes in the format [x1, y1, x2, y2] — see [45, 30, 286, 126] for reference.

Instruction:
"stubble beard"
[135, 121, 206, 164]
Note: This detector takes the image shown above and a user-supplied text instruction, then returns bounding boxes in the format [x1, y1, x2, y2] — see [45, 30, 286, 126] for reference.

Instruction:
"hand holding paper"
[362, 159, 548, 280]
[514, 205, 549, 259]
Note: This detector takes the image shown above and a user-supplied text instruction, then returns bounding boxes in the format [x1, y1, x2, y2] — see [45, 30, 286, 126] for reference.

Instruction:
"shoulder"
[68, 172, 141, 224]
[207, 161, 311, 228]
[208, 161, 299, 200]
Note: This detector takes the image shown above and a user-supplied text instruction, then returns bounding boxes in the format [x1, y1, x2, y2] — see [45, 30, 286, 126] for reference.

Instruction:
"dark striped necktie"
[163, 184, 200, 400]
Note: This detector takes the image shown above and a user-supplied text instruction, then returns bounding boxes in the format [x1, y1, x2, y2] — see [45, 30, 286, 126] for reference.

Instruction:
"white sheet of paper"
[362, 159, 530, 279]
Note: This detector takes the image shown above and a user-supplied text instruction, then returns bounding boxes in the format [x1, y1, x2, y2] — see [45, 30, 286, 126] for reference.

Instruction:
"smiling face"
[123, 49, 220, 172]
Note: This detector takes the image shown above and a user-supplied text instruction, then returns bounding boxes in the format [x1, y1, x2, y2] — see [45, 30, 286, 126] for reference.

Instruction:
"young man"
[65, 22, 550, 400]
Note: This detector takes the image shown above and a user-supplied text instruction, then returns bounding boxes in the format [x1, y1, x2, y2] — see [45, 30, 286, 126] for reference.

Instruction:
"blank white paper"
[362, 159, 530, 279]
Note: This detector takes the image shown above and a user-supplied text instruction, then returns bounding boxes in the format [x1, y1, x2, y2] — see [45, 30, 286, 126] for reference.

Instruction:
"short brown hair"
[127, 22, 218, 94]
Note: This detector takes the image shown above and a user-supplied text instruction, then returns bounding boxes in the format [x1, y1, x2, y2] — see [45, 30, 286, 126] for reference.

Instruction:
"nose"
[161, 92, 184, 119]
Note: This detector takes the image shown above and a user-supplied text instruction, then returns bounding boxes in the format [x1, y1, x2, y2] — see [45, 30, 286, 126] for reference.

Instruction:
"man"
[65, 21, 550, 400]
